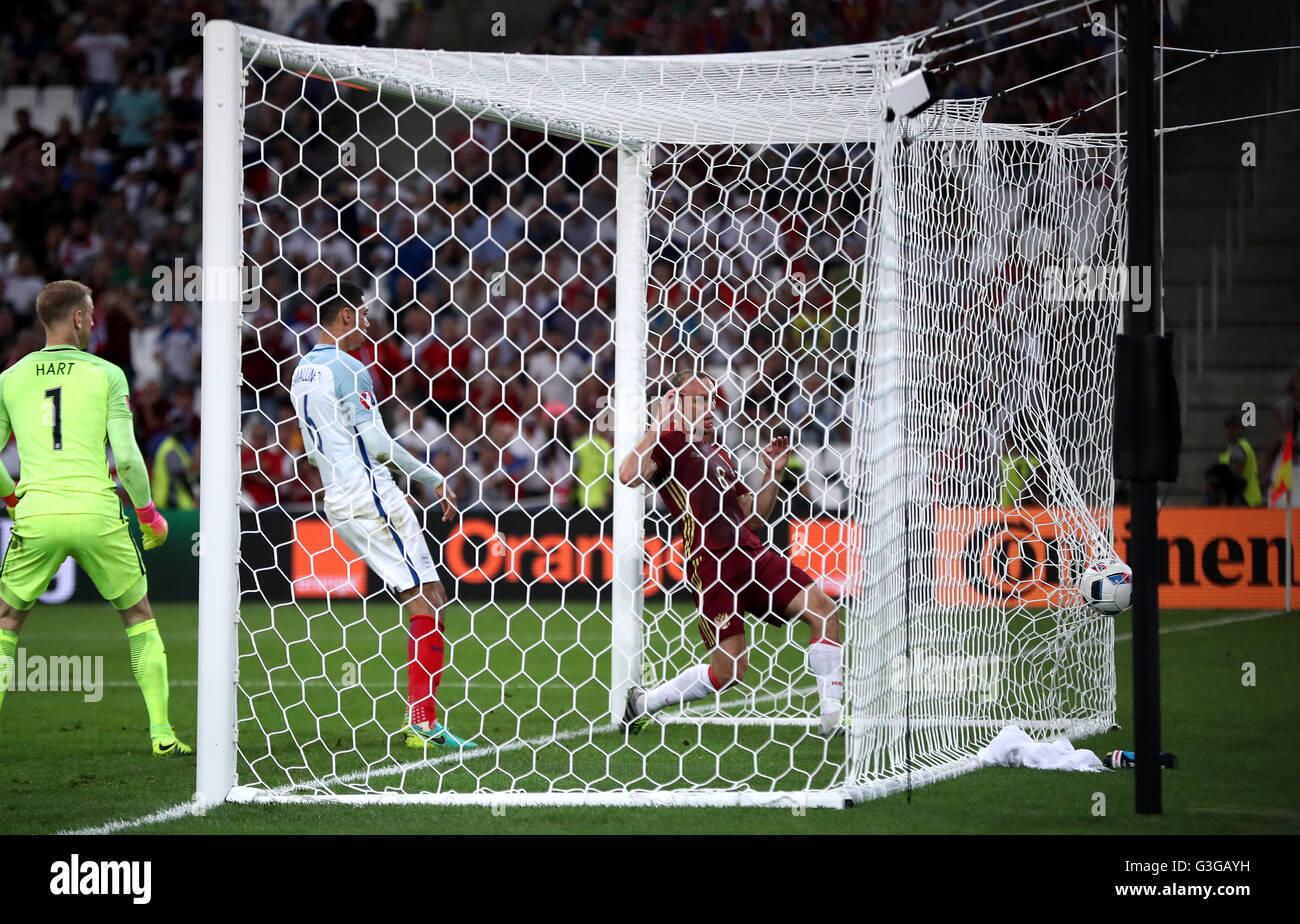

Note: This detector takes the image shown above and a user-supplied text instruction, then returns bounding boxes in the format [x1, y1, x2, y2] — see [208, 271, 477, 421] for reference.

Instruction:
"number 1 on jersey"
[44, 387, 62, 450]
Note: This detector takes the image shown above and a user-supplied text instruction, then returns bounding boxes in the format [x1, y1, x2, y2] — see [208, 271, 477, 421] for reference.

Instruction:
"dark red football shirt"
[649, 430, 763, 561]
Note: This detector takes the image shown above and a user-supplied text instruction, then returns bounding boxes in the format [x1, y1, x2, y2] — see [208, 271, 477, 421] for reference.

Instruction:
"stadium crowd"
[0, 0, 1183, 515]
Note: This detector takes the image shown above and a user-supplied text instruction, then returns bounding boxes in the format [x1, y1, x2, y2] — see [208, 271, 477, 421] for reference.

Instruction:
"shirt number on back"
[44, 387, 62, 451]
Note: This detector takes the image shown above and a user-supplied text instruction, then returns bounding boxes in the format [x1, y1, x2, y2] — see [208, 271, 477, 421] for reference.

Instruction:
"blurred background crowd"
[0, 0, 1188, 516]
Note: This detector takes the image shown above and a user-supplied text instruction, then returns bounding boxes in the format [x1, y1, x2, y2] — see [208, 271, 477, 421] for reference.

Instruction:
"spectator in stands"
[567, 412, 613, 513]
[109, 242, 156, 303]
[155, 302, 200, 391]
[327, 0, 379, 46]
[241, 0, 274, 31]
[5, 16, 49, 87]
[42, 20, 85, 87]
[132, 378, 168, 451]
[241, 420, 289, 509]
[465, 425, 518, 509]
[94, 288, 137, 387]
[395, 404, 446, 464]
[1202, 460, 1245, 507]
[4, 327, 41, 369]
[291, 0, 334, 40]
[170, 383, 199, 443]
[56, 217, 103, 276]
[398, 300, 437, 361]
[421, 312, 473, 424]
[0, 304, 18, 361]
[139, 127, 185, 181]
[123, 33, 164, 80]
[1223, 411, 1264, 507]
[1, 110, 43, 156]
[5, 254, 44, 317]
[74, 15, 129, 128]
[109, 70, 164, 159]
[167, 72, 203, 145]
[151, 413, 197, 510]
[1205, 411, 1263, 507]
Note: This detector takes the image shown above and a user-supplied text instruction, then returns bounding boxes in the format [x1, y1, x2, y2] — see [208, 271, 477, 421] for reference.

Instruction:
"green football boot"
[403, 721, 480, 750]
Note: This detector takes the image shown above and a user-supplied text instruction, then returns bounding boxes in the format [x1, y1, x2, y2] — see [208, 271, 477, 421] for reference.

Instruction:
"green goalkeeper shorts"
[0, 513, 147, 611]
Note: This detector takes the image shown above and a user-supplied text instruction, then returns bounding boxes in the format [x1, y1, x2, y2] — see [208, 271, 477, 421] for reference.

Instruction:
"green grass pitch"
[1, 601, 1296, 834]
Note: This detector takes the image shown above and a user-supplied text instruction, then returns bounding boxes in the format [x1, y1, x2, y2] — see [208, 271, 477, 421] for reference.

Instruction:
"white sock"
[643, 663, 719, 714]
[806, 639, 843, 724]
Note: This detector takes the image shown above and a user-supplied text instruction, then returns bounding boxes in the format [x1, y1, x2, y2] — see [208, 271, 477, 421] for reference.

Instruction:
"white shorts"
[328, 481, 440, 593]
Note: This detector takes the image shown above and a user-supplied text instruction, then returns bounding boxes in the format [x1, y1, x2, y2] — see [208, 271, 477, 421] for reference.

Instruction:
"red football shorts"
[686, 547, 816, 649]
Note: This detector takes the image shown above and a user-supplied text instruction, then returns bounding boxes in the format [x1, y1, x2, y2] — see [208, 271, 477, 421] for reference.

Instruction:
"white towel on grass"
[977, 725, 1105, 772]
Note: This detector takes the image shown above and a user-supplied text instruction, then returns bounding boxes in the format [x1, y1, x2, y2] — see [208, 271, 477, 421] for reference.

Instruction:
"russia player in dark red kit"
[618, 372, 844, 737]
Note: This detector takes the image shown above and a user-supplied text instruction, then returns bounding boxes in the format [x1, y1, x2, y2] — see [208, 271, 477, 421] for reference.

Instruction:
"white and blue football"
[1079, 560, 1133, 616]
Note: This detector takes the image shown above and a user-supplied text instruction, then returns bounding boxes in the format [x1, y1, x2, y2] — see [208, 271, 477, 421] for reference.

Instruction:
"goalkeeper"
[0, 281, 189, 756]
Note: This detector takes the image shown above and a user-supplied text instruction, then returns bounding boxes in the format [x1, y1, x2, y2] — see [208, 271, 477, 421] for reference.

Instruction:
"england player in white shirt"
[290, 282, 477, 750]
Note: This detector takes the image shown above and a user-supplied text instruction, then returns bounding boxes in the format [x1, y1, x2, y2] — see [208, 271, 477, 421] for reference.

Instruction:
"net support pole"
[609, 145, 650, 721]
[197, 19, 243, 809]
[1125, 0, 1162, 815]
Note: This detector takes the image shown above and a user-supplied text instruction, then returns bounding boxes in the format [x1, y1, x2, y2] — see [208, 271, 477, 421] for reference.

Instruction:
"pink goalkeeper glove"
[135, 503, 170, 550]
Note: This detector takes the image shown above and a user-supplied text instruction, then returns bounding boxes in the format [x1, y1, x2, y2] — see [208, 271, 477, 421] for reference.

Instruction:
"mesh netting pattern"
[221, 28, 1121, 805]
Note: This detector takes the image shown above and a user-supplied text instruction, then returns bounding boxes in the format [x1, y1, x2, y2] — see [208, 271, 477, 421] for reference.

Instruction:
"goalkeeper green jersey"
[0, 345, 132, 520]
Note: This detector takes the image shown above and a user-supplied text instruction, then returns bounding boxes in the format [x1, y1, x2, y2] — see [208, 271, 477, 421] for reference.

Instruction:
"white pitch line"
[58, 799, 200, 836]
[1113, 609, 1286, 642]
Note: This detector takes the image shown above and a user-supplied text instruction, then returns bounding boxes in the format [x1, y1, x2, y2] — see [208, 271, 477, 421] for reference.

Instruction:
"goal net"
[196, 21, 1124, 808]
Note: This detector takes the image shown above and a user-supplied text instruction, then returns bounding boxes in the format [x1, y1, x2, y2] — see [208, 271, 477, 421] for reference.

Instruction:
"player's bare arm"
[742, 435, 790, 528]
[618, 387, 677, 488]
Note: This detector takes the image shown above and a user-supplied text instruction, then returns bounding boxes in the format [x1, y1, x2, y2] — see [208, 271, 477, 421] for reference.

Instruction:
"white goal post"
[197, 20, 1125, 809]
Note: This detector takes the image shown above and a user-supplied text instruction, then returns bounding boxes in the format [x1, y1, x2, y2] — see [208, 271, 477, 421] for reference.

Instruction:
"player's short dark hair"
[35, 280, 92, 327]
[314, 280, 366, 327]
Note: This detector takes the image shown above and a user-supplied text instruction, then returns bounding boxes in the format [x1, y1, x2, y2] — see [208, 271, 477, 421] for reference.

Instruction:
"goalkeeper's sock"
[0, 627, 17, 716]
[126, 619, 175, 742]
[806, 637, 844, 729]
[643, 663, 721, 714]
[407, 614, 444, 728]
